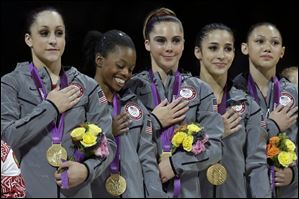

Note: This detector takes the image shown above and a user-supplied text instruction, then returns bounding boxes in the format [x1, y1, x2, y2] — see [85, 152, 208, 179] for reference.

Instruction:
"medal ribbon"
[148, 69, 181, 197]
[29, 63, 67, 144]
[217, 84, 229, 115]
[29, 63, 69, 189]
[247, 74, 280, 106]
[110, 94, 121, 174]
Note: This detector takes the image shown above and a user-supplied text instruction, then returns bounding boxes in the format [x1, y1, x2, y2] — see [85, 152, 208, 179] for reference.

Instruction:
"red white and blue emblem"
[279, 92, 294, 107]
[125, 102, 143, 120]
[179, 86, 196, 101]
[70, 82, 84, 97]
[232, 102, 246, 114]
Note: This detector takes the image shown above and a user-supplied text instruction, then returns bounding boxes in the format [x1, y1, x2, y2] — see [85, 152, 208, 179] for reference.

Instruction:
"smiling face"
[97, 45, 136, 93]
[25, 10, 66, 66]
[195, 29, 235, 77]
[145, 21, 184, 73]
[242, 24, 285, 70]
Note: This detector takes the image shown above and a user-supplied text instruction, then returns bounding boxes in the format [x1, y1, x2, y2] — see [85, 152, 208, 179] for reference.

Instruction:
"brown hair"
[142, 7, 183, 40]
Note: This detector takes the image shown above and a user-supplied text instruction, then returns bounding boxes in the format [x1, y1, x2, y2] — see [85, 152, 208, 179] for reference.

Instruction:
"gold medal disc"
[159, 151, 172, 162]
[105, 173, 127, 196]
[46, 144, 67, 167]
[206, 163, 227, 185]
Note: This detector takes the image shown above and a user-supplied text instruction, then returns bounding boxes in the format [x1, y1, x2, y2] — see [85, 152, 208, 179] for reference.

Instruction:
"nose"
[217, 49, 225, 59]
[121, 67, 130, 77]
[49, 33, 57, 45]
[165, 41, 173, 51]
[263, 41, 271, 52]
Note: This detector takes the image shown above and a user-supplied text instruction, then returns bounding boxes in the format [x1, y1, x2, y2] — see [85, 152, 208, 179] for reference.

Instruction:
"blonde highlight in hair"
[142, 7, 183, 40]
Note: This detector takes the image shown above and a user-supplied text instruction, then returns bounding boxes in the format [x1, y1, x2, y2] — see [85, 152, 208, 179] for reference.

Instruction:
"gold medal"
[159, 151, 172, 162]
[105, 173, 127, 196]
[206, 163, 227, 185]
[46, 144, 67, 167]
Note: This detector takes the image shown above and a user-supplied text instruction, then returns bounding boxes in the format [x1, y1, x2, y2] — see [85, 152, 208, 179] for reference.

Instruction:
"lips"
[214, 63, 226, 68]
[260, 55, 273, 59]
[114, 77, 126, 87]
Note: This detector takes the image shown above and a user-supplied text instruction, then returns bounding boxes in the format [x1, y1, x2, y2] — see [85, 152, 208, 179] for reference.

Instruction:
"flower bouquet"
[266, 132, 297, 197]
[171, 122, 209, 155]
[267, 132, 297, 168]
[70, 123, 109, 162]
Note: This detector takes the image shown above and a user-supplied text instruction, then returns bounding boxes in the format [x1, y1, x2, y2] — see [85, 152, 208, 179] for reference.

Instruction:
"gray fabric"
[233, 74, 298, 198]
[91, 89, 166, 198]
[126, 71, 224, 197]
[1, 62, 116, 198]
[199, 86, 271, 198]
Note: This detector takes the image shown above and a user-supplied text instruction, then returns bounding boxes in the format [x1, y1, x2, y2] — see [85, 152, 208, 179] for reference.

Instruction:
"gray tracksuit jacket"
[91, 88, 166, 198]
[199, 84, 271, 198]
[1, 62, 116, 198]
[126, 71, 224, 198]
[233, 73, 298, 198]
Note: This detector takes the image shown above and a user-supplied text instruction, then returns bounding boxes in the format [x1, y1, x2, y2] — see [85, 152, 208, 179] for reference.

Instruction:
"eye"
[172, 37, 182, 44]
[155, 37, 166, 44]
[55, 30, 64, 37]
[271, 40, 280, 46]
[208, 46, 218, 51]
[255, 39, 264, 44]
[224, 46, 233, 52]
[116, 64, 125, 69]
[39, 30, 49, 37]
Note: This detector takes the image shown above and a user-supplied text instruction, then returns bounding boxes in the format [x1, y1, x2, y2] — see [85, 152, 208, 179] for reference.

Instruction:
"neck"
[200, 67, 227, 104]
[32, 56, 61, 84]
[151, 60, 178, 86]
[249, 61, 276, 96]
[94, 71, 113, 103]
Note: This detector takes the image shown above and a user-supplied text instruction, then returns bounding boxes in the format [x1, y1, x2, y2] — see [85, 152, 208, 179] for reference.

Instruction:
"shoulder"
[1, 62, 30, 83]
[66, 66, 99, 94]
[183, 74, 213, 93]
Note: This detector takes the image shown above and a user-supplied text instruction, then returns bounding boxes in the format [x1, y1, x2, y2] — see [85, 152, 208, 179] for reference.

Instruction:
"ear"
[25, 33, 32, 48]
[241, 43, 248, 55]
[280, 46, 285, 59]
[95, 53, 104, 68]
[144, 40, 150, 52]
[194, 46, 202, 60]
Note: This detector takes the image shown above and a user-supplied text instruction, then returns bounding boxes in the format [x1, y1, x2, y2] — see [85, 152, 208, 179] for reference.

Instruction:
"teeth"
[115, 78, 125, 84]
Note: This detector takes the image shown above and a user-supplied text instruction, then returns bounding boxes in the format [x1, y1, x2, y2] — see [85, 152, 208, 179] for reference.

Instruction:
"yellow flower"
[187, 123, 202, 135]
[80, 133, 97, 147]
[284, 139, 296, 152]
[278, 151, 294, 167]
[182, 135, 194, 152]
[70, 127, 86, 141]
[172, 132, 187, 147]
[86, 124, 102, 136]
[290, 151, 297, 161]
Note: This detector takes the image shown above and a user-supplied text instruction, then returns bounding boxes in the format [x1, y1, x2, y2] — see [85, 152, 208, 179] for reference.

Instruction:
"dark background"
[1, 0, 298, 78]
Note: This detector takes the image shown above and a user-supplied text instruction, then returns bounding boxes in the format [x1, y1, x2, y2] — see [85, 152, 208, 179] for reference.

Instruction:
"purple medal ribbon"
[148, 69, 181, 198]
[29, 63, 69, 188]
[110, 94, 121, 174]
[248, 74, 280, 196]
[270, 165, 276, 197]
[247, 74, 280, 106]
[217, 85, 228, 115]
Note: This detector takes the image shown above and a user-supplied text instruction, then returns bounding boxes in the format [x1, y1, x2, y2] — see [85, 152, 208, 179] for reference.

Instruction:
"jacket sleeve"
[138, 113, 167, 198]
[1, 75, 59, 149]
[245, 100, 271, 198]
[83, 86, 116, 183]
[171, 82, 224, 174]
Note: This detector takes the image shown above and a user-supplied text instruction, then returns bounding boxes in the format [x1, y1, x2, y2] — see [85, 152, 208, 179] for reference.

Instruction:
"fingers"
[157, 99, 168, 108]
[222, 108, 235, 120]
[273, 104, 284, 112]
[230, 124, 242, 134]
[168, 97, 184, 109]
[287, 106, 298, 117]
